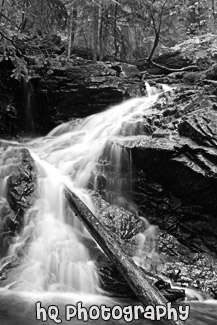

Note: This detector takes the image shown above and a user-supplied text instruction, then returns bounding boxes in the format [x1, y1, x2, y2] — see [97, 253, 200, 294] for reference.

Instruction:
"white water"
[0, 84, 173, 298]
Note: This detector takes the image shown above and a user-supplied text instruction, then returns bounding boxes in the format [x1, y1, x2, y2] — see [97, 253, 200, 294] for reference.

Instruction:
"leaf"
[47, 69, 54, 75]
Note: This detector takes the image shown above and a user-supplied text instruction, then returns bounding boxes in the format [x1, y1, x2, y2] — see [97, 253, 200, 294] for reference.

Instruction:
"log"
[147, 58, 199, 74]
[64, 186, 183, 325]
[203, 79, 217, 85]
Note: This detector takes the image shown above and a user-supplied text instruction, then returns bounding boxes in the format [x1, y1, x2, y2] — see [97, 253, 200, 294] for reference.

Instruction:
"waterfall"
[0, 84, 172, 296]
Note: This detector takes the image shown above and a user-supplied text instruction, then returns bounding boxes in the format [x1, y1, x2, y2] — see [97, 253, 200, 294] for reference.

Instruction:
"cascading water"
[0, 84, 172, 301]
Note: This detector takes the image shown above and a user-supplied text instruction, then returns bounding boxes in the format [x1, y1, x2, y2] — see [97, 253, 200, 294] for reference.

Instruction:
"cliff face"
[86, 83, 217, 294]
[30, 60, 145, 134]
[88, 83, 217, 257]
[0, 61, 23, 137]
[118, 86, 217, 256]
[0, 58, 144, 136]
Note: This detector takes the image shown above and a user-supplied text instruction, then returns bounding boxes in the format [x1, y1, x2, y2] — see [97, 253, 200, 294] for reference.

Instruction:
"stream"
[0, 84, 216, 324]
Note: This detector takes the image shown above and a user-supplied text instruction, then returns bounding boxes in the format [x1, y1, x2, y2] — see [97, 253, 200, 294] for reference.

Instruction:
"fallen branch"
[64, 186, 183, 325]
[147, 58, 199, 73]
[203, 79, 217, 85]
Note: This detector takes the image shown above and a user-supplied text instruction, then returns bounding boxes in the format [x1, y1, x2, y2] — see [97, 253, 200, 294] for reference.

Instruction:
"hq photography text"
[36, 301, 190, 323]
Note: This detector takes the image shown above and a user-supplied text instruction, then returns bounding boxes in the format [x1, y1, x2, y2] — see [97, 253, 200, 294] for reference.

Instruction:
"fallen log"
[203, 79, 217, 86]
[64, 186, 183, 325]
[147, 58, 199, 74]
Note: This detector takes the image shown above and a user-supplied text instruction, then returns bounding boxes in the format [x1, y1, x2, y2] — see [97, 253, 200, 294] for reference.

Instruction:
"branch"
[147, 0, 168, 62]
[203, 79, 217, 85]
[0, 12, 20, 30]
[147, 59, 199, 73]
[91, 0, 121, 7]
[158, 0, 168, 34]
[147, 12, 159, 61]
[0, 30, 14, 44]
[0, 29, 46, 58]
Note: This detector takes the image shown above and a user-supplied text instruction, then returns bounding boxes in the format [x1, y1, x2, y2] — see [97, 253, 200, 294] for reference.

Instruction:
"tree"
[0, 0, 216, 79]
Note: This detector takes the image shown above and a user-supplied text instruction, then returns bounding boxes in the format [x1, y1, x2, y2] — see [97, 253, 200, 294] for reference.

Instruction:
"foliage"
[0, 0, 217, 81]
[60, 0, 217, 61]
[0, 0, 68, 80]
[173, 33, 217, 69]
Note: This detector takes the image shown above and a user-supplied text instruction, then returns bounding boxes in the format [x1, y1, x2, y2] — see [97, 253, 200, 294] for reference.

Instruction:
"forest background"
[0, 0, 216, 80]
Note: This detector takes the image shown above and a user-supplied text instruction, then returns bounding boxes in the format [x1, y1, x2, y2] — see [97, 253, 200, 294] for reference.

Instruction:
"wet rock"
[0, 56, 144, 136]
[98, 259, 184, 302]
[89, 192, 185, 301]
[0, 147, 37, 256]
[7, 148, 37, 214]
[0, 61, 23, 137]
[0, 203, 17, 255]
[149, 230, 217, 297]
[91, 191, 144, 243]
[83, 84, 217, 295]
[112, 86, 217, 257]
[88, 84, 217, 295]
[32, 59, 144, 134]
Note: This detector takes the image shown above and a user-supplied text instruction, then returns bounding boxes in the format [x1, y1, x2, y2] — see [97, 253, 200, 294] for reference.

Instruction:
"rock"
[0, 57, 144, 136]
[0, 203, 16, 256]
[128, 89, 217, 255]
[91, 191, 144, 244]
[32, 59, 144, 134]
[91, 84, 217, 257]
[0, 61, 23, 137]
[88, 192, 184, 301]
[88, 84, 217, 295]
[0, 147, 37, 256]
[7, 148, 37, 214]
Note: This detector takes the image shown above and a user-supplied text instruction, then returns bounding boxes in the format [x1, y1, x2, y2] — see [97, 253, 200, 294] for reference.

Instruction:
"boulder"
[6, 148, 37, 214]
[0, 146, 37, 256]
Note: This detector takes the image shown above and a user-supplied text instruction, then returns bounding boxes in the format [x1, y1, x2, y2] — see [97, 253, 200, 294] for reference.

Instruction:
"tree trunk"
[208, 0, 215, 32]
[98, 3, 103, 61]
[93, 5, 99, 61]
[72, 8, 77, 44]
[67, 6, 73, 58]
[0, 0, 5, 23]
[64, 186, 183, 325]
[102, 7, 109, 59]
[114, 3, 119, 58]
